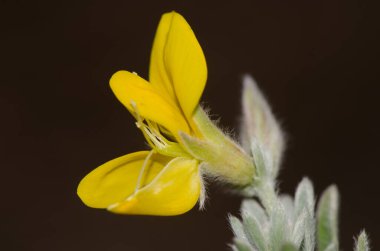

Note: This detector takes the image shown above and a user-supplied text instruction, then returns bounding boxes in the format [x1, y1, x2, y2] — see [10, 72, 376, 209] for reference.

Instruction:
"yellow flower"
[78, 12, 207, 216]
[77, 11, 255, 216]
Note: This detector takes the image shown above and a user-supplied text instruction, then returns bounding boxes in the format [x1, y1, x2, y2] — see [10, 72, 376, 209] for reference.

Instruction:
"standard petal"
[110, 70, 190, 135]
[149, 12, 207, 118]
[108, 157, 201, 216]
[149, 13, 177, 102]
[77, 151, 171, 208]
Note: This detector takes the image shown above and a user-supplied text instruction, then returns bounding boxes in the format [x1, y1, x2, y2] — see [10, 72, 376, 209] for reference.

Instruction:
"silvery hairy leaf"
[294, 178, 315, 217]
[241, 199, 268, 227]
[354, 231, 370, 251]
[316, 185, 339, 251]
[268, 202, 287, 251]
[240, 75, 285, 177]
[291, 209, 308, 249]
[230, 215, 247, 242]
[303, 210, 316, 251]
[294, 178, 315, 251]
[250, 140, 270, 179]
[242, 212, 269, 251]
[279, 195, 295, 230]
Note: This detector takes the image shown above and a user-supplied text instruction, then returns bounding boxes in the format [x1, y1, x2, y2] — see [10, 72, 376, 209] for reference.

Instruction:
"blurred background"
[2, 0, 380, 250]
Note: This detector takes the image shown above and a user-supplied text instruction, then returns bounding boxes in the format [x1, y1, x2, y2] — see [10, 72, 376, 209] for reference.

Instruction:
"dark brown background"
[2, 0, 380, 250]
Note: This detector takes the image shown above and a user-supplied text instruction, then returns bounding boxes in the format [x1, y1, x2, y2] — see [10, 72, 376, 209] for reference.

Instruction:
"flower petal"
[149, 11, 207, 118]
[149, 13, 177, 102]
[77, 151, 171, 208]
[108, 157, 201, 216]
[110, 70, 190, 135]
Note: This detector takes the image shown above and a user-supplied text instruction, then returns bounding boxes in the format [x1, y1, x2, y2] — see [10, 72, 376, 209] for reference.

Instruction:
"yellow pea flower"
[77, 11, 255, 216]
